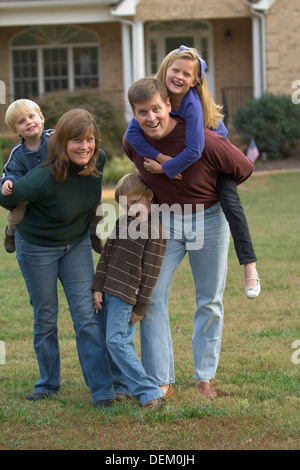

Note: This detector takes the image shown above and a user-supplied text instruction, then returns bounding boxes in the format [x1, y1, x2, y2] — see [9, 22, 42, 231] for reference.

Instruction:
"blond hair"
[155, 47, 224, 129]
[5, 99, 43, 132]
[114, 173, 151, 204]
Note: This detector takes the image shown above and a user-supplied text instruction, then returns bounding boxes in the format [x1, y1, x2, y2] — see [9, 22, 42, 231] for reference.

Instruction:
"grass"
[0, 171, 299, 451]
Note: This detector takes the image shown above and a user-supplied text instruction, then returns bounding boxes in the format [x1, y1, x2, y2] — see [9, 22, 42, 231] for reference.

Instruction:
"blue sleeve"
[125, 117, 160, 160]
[211, 120, 228, 138]
[161, 90, 205, 179]
[1, 145, 28, 185]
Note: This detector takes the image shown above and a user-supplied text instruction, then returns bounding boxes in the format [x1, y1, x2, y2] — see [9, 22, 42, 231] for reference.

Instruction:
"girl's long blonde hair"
[155, 47, 224, 129]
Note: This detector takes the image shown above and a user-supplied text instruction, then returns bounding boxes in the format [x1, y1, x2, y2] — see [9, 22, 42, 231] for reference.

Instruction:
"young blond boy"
[92, 173, 166, 410]
[1, 99, 54, 252]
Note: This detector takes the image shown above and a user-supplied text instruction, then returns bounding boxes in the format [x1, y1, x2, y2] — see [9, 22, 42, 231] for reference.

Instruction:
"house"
[0, 0, 299, 131]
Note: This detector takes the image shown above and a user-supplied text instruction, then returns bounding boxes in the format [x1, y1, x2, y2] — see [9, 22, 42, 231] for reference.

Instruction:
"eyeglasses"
[127, 194, 144, 211]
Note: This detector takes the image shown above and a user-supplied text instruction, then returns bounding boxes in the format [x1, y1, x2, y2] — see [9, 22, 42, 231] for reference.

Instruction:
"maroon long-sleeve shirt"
[123, 117, 253, 212]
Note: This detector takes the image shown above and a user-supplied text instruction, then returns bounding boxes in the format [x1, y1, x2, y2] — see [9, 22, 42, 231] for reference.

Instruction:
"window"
[11, 26, 100, 99]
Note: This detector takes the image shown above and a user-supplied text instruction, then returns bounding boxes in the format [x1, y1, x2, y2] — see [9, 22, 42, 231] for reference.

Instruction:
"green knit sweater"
[0, 151, 106, 246]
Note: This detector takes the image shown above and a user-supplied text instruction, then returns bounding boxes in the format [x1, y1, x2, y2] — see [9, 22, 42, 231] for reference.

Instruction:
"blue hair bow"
[175, 45, 207, 81]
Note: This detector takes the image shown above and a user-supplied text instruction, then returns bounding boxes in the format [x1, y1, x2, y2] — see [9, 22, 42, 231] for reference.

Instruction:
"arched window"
[147, 20, 215, 98]
[11, 26, 100, 99]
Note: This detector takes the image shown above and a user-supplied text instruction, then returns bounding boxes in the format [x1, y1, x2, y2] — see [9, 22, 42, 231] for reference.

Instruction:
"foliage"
[0, 137, 15, 167]
[35, 89, 127, 158]
[233, 93, 300, 159]
[102, 156, 135, 186]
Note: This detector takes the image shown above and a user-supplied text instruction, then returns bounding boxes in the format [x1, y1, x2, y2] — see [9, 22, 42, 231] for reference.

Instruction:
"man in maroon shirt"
[123, 78, 253, 399]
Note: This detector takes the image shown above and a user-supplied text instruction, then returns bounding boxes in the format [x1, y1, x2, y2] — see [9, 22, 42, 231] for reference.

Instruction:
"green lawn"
[0, 171, 299, 450]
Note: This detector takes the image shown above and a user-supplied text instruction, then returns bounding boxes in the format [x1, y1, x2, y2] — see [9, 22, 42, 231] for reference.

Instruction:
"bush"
[233, 93, 300, 159]
[35, 89, 127, 158]
[102, 156, 135, 186]
[0, 137, 15, 167]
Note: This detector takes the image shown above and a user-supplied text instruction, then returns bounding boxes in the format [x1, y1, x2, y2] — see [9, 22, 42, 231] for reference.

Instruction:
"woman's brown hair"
[45, 108, 101, 182]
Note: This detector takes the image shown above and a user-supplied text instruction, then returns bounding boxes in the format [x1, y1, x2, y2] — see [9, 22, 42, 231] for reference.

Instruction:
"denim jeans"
[15, 231, 115, 403]
[139, 203, 230, 384]
[100, 293, 164, 406]
[217, 173, 257, 265]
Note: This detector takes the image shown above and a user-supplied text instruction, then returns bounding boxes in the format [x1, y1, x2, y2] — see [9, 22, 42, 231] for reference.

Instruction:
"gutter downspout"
[250, 5, 267, 98]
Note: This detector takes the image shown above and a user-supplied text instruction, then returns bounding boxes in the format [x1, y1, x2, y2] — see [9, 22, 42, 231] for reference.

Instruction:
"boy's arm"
[93, 291, 103, 311]
[1, 180, 13, 196]
[1, 146, 28, 185]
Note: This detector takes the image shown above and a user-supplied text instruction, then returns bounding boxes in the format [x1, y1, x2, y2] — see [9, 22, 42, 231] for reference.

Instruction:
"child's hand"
[130, 312, 144, 323]
[1, 180, 13, 196]
[143, 158, 182, 180]
[143, 158, 163, 174]
[93, 291, 103, 310]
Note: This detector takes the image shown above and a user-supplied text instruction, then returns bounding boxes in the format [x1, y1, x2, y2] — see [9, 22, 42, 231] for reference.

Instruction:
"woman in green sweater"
[0, 108, 115, 408]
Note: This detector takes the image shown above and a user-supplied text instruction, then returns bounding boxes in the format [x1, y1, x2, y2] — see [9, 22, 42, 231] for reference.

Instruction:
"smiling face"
[165, 57, 198, 100]
[132, 92, 174, 140]
[66, 129, 96, 167]
[13, 109, 44, 142]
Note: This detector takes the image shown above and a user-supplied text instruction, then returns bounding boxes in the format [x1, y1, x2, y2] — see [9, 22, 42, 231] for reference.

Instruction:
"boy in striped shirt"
[92, 173, 166, 410]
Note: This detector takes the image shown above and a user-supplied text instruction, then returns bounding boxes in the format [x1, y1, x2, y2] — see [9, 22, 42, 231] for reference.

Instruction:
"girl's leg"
[217, 173, 257, 265]
[217, 174, 260, 294]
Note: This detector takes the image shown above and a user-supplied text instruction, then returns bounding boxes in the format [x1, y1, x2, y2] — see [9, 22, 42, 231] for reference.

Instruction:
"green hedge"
[233, 93, 300, 159]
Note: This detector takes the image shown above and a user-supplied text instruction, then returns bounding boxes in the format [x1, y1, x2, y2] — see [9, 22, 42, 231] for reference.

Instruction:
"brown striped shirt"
[91, 213, 166, 317]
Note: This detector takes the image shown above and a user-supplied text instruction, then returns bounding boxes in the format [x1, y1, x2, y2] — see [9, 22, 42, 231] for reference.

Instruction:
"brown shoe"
[143, 397, 162, 410]
[195, 381, 217, 399]
[4, 226, 16, 253]
[162, 384, 174, 400]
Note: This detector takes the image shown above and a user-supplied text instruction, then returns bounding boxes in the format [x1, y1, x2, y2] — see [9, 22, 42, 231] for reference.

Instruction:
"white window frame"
[10, 27, 100, 99]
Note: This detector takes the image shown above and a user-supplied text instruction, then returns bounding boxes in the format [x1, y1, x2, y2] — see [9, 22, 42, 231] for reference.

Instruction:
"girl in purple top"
[125, 45, 260, 299]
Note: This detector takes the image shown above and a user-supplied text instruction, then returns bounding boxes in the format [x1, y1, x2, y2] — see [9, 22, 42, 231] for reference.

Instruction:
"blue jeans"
[139, 203, 230, 384]
[100, 294, 164, 406]
[15, 231, 115, 403]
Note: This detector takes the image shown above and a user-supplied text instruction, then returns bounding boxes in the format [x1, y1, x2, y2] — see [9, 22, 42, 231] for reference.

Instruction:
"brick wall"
[135, 0, 250, 20]
[266, 0, 300, 96]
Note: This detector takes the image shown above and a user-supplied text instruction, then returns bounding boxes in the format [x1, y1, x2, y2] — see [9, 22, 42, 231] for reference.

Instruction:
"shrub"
[233, 93, 300, 159]
[102, 156, 135, 185]
[0, 137, 15, 167]
[35, 89, 127, 158]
